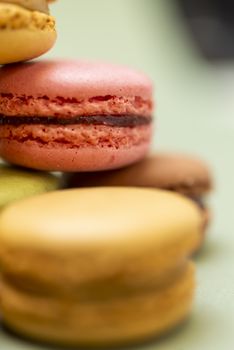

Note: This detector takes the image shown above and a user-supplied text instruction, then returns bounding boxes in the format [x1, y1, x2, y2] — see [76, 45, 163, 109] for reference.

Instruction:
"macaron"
[0, 163, 60, 210]
[0, 188, 201, 346]
[0, 60, 153, 171]
[64, 152, 212, 250]
[0, 0, 56, 65]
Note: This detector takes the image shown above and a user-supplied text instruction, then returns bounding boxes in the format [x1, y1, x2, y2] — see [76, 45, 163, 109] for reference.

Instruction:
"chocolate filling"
[0, 115, 152, 127]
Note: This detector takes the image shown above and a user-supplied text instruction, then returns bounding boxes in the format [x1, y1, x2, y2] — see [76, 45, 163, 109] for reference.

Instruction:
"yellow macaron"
[0, 188, 202, 346]
[0, 0, 56, 64]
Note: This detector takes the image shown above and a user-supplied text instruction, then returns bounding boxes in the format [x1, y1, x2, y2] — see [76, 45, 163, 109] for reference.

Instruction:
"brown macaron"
[64, 153, 213, 251]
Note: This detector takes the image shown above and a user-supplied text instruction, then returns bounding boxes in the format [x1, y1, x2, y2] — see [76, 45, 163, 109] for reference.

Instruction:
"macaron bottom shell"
[0, 124, 152, 171]
[1, 263, 195, 347]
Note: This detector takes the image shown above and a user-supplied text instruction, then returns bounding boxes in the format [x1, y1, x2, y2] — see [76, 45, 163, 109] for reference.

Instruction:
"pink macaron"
[0, 60, 154, 171]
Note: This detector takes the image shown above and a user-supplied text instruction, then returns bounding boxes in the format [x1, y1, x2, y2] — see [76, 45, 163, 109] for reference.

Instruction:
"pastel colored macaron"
[64, 152, 212, 250]
[0, 60, 153, 171]
[0, 188, 201, 346]
[0, 0, 56, 65]
[0, 163, 60, 210]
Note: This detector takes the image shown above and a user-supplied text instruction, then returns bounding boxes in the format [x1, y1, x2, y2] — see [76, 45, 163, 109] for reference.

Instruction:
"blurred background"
[34, 0, 234, 348]
[48, 0, 233, 159]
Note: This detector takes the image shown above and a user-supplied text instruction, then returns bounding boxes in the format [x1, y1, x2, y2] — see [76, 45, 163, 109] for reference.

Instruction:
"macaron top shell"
[0, 188, 201, 252]
[0, 60, 153, 100]
[0, 164, 59, 209]
[0, 188, 201, 289]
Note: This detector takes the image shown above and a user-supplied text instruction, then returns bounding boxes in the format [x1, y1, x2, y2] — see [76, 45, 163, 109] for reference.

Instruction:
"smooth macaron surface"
[0, 164, 59, 209]
[0, 60, 153, 171]
[64, 153, 212, 195]
[0, 60, 152, 101]
[63, 152, 212, 252]
[0, 188, 202, 287]
[0, 187, 200, 249]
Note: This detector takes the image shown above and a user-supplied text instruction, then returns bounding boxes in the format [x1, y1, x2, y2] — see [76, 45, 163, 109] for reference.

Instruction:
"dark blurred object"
[178, 0, 234, 60]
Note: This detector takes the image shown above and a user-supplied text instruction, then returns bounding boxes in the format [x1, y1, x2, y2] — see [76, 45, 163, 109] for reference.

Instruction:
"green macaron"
[0, 163, 60, 210]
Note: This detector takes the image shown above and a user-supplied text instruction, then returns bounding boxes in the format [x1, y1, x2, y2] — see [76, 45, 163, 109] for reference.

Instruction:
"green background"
[1, 0, 233, 348]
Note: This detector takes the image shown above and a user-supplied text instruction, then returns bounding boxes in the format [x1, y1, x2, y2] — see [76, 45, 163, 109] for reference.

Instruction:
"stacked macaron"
[0, 0, 57, 64]
[64, 152, 213, 252]
[0, 1, 214, 348]
[0, 163, 60, 210]
[0, 188, 202, 346]
[0, 60, 153, 171]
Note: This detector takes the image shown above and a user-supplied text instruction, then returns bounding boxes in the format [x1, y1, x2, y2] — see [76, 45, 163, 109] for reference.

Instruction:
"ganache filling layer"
[0, 115, 152, 127]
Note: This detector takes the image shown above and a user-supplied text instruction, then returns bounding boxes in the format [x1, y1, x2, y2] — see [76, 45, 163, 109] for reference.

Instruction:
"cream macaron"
[0, 188, 202, 346]
[0, 0, 56, 64]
